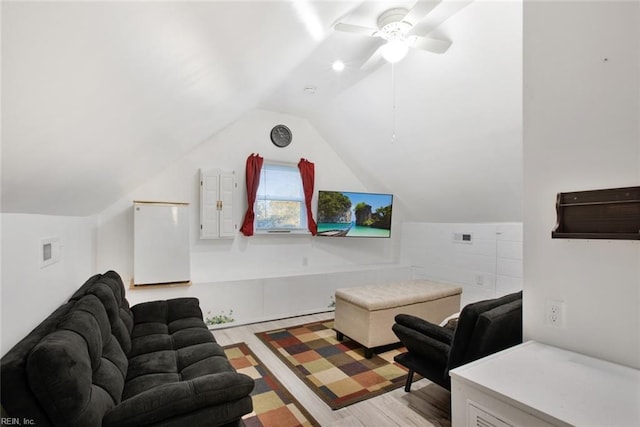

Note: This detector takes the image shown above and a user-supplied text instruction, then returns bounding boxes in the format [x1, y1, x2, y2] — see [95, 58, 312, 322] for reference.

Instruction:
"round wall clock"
[270, 124, 292, 148]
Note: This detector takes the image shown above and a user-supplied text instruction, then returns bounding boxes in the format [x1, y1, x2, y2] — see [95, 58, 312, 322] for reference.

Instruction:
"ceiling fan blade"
[408, 36, 451, 54]
[334, 22, 379, 37]
[360, 44, 385, 71]
[403, 0, 442, 26]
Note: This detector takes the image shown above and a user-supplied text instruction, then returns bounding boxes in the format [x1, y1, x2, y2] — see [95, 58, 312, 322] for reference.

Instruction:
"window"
[255, 163, 308, 232]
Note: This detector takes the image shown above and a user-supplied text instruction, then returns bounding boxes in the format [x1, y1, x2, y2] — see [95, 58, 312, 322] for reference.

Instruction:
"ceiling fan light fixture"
[381, 40, 408, 63]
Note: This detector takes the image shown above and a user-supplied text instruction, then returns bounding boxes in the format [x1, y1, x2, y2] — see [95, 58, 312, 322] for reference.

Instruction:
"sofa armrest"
[103, 372, 254, 427]
[394, 314, 454, 345]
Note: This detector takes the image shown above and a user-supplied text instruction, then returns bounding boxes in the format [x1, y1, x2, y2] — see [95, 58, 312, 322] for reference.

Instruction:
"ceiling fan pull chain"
[391, 63, 397, 144]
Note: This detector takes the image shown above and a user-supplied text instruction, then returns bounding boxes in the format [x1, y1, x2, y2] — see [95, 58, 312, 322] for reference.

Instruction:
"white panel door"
[220, 173, 236, 237]
[200, 169, 236, 239]
[200, 171, 220, 239]
[134, 202, 190, 285]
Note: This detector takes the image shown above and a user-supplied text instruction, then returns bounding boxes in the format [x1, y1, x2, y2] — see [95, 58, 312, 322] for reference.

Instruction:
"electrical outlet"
[545, 299, 565, 327]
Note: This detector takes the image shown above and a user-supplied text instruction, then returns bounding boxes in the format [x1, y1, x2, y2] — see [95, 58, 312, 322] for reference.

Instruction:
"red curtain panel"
[240, 153, 264, 236]
[298, 158, 318, 236]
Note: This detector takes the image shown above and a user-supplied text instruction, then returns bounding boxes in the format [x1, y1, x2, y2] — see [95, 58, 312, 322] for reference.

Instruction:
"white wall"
[0, 213, 97, 355]
[126, 264, 412, 328]
[401, 222, 522, 307]
[97, 109, 404, 293]
[523, 1, 640, 368]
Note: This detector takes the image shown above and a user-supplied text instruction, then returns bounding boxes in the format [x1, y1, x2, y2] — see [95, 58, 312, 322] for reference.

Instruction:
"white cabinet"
[133, 201, 190, 286]
[200, 169, 237, 239]
[450, 341, 640, 427]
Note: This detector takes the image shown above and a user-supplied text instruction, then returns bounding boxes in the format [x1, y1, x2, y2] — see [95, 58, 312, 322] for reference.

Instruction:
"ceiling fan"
[333, 1, 451, 69]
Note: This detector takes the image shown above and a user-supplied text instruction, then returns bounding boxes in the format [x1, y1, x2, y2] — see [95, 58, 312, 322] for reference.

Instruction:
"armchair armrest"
[392, 319, 453, 368]
[394, 314, 454, 345]
[103, 372, 254, 427]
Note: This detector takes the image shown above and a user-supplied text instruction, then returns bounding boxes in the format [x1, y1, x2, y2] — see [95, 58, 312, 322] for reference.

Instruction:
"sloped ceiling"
[1, 0, 522, 221]
[306, 0, 523, 222]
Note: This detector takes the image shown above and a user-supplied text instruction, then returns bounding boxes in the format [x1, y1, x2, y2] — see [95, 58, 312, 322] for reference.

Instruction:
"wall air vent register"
[40, 237, 60, 268]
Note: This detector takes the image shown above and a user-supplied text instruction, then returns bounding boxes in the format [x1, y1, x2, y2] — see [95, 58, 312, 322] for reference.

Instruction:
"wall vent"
[467, 401, 513, 427]
[40, 237, 60, 268]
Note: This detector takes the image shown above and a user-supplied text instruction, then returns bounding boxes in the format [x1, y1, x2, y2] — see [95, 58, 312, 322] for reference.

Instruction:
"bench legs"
[335, 330, 374, 359]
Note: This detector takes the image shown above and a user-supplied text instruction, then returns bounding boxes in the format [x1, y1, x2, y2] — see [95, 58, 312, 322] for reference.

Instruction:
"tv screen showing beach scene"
[316, 191, 393, 238]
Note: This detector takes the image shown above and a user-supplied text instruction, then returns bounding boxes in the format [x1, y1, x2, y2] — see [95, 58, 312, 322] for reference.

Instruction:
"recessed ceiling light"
[332, 60, 345, 72]
[304, 86, 316, 95]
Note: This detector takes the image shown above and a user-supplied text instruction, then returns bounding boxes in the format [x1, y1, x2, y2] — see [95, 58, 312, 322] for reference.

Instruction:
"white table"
[450, 341, 640, 427]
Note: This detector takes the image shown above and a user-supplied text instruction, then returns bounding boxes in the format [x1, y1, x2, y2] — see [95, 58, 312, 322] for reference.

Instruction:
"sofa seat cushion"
[123, 297, 243, 401]
[105, 372, 255, 427]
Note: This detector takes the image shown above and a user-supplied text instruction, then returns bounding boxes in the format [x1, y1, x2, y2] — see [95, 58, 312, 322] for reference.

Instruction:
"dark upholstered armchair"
[392, 291, 523, 391]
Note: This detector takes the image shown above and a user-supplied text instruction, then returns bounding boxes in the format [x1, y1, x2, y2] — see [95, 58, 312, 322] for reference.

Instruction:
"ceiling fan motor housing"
[377, 8, 412, 41]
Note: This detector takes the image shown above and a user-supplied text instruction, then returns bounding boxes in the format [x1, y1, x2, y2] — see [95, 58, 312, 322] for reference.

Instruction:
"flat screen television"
[316, 191, 393, 238]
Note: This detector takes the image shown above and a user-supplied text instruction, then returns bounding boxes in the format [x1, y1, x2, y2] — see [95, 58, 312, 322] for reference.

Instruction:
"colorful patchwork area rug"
[223, 342, 320, 427]
[255, 319, 415, 410]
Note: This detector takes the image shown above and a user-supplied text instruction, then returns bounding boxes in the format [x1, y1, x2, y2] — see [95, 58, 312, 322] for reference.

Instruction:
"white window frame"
[254, 161, 309, 235]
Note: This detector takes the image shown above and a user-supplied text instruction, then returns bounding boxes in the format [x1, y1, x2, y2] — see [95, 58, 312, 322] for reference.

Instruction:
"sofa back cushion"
[446, 291, 522, 372]
[69, 271, 134, 354]
[27, 295, 128, 426]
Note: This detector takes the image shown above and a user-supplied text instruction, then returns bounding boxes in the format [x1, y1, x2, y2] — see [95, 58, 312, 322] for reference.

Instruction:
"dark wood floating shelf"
[552, 186, 640, 240]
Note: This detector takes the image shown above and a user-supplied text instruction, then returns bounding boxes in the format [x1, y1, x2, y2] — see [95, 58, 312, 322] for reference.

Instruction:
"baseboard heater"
[130, 279, 192, 289]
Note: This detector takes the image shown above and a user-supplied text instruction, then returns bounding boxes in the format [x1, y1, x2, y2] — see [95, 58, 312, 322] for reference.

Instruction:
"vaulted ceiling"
[1, 0, 522, 221]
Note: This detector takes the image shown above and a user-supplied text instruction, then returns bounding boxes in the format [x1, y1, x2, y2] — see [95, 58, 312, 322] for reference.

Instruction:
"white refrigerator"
[133, 201, 190, 286]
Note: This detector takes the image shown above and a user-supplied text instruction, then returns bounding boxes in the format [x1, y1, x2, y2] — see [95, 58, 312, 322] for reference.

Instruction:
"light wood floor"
[213, 312, 451, 427]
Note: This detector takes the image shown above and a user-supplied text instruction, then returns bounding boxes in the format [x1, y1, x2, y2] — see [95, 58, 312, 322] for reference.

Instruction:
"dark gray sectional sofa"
[1, 271, 254, 426]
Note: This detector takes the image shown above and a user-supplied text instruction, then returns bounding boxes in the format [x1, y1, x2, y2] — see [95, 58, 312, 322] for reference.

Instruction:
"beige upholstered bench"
[334, 280, 462, 358]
